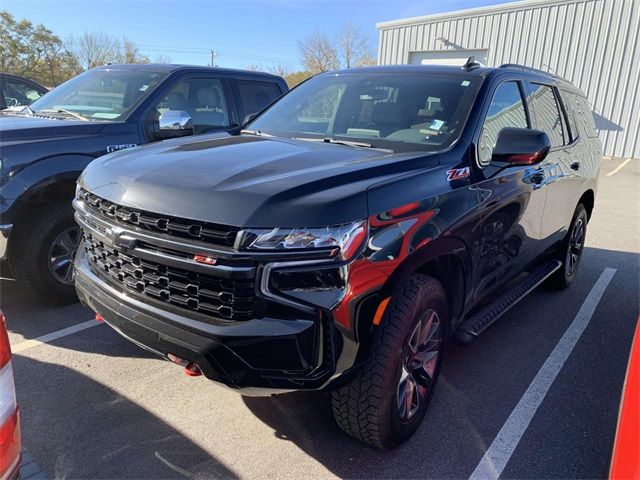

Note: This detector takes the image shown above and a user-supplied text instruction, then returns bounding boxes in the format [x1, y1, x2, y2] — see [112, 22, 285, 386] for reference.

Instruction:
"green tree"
[0, 10, 76, 86]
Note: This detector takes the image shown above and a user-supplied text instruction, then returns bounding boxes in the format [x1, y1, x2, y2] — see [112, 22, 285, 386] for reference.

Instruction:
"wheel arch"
[8, 172, 81, 236]
[354, 237, 470, 347]
[578, 189, 595, 220]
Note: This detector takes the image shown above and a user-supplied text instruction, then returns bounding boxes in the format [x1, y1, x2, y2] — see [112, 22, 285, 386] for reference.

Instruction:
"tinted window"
[152, 77, 230, 133]
[559, 90, 578, 141]
[236, 80, 282, 119]
[478, 81, 528, 166]
[249, 73, 482, 152]
[567, 91, 598, 138]
[4, 78, 44, 107]
[529, 84, 565, 147]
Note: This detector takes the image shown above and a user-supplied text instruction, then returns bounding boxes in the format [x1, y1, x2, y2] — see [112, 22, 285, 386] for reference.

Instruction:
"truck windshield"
[30, 68, 168, 121]
[249, 72, 482, 152]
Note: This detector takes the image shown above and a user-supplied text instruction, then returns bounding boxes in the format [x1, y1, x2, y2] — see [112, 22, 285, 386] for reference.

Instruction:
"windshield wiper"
[293, 136, 392, 152]
[241, 129, 272, 137]
[1, 105, 35, 116]
[37, 108, 89, 122]
[323, 137, 374, 148]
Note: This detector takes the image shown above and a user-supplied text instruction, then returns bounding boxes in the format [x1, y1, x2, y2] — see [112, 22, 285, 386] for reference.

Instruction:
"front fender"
[0, 154, 95, 220]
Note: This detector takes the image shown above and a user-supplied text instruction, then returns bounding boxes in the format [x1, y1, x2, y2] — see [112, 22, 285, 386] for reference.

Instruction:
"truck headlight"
[241, 221, 367, 261]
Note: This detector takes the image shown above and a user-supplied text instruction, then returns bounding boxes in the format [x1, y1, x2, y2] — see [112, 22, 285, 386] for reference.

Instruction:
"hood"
[79, 134, 440, 227]
[0, 114, 107, 142]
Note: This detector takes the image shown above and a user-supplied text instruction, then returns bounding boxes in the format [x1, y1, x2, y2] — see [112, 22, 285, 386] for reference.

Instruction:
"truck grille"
[77, 188, 239, 247]
[80, 231, 264, 322]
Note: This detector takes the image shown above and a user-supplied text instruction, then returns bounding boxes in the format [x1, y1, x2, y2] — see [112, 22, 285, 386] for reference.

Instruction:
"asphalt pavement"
[2, 157, 638, 479]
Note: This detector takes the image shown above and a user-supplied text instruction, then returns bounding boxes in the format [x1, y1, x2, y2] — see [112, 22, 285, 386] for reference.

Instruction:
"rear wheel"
[9, 201, 80, 304]
[331, 274, 447, 449]
[546, 203, 588, 290]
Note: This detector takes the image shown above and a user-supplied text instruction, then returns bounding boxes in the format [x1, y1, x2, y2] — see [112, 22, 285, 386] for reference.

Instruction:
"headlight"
[241, 221, 367, 260]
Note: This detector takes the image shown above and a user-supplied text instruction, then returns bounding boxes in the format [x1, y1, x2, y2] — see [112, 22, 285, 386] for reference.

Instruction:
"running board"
[453, 260, 562, 345]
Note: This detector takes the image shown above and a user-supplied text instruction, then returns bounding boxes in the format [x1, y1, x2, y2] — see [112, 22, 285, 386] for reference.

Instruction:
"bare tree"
[336, 23, 376, 68]
[298, 29, 339, 74]
[116, 37, 149, 64]
[153, 54, 172, 64]
[68, 31, 119, 71]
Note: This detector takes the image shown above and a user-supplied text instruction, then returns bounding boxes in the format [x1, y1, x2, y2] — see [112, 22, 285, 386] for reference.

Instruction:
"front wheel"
[331, 274, 447, 449]
[545, 203, 588, 290]
[9, 201, 80, 305]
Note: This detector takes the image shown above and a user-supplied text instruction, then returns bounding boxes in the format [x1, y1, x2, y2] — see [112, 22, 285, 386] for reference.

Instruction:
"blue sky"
[4, 0, 512, 70]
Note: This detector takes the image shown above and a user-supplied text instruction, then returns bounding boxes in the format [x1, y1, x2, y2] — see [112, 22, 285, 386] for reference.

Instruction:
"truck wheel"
[331, 274, 447, 449]
[9, 202, 80, 305]
[546, 203, 588, 290]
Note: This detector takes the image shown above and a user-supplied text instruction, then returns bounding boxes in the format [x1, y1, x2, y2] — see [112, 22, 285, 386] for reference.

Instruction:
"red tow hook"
[167, 353, 203, 377]
[184, 363, 202, 377]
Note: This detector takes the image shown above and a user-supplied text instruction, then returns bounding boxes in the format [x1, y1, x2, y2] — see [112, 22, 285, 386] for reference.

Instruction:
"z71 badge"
[446, 167, 470, 181]
[106, 144, 137, 153]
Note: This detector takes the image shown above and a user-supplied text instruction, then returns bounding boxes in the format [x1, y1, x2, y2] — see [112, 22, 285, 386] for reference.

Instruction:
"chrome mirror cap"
[159, 110, 193, 131]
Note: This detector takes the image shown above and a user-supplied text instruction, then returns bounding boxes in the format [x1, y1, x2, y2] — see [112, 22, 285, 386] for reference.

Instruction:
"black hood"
[0, 114, 107, 142]
[79, 133, 440, 227]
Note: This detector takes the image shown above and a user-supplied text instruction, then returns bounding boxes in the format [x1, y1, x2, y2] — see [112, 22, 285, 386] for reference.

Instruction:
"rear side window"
[529, 84, 566, 147]
[478, 81, 528, 166]
[568, 92, 598, 138]
[558, 90, 578, 141]
[236, 80, 283, 119]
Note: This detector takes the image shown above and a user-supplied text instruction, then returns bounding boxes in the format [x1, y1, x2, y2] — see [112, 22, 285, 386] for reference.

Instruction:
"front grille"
[77, 188, 239, 247]
[81, 231, 265, 321]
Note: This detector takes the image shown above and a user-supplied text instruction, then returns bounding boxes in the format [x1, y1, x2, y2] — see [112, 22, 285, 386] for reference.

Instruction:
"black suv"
[0, 64, 287, 303]
[73, 63, 601, 448]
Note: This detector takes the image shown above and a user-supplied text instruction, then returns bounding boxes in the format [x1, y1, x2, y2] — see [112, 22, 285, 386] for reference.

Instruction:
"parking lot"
[2, 157, 638, 479]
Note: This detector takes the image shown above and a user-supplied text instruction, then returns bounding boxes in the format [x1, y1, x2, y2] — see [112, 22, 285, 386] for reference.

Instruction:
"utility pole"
[210, 50, 217, 67]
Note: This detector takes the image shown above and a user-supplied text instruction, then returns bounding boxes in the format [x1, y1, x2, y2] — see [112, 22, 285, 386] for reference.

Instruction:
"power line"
[136, 43, 294, 65]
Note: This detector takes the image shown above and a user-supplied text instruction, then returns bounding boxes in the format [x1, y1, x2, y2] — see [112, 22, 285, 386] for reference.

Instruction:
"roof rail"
[498, 63, 563, 79]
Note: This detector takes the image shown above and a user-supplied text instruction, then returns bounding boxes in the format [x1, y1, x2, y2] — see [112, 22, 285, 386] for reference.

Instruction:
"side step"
[453, 260, 562, 345]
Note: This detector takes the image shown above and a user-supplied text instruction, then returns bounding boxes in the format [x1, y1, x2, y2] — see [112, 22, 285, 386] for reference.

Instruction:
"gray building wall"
[377, 0, 640, 159]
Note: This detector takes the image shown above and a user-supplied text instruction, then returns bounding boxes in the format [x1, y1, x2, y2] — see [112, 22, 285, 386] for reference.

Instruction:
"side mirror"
[492, 128, 551, 165]
[159, 110, 193, 133]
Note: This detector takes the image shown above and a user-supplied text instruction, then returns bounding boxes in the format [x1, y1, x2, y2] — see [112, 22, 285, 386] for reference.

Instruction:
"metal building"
[376, 0, 640, 159]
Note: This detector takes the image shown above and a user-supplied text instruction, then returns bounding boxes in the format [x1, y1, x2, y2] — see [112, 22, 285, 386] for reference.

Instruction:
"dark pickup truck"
[73, 62, 601, 448]
[0, 64, 287, 303]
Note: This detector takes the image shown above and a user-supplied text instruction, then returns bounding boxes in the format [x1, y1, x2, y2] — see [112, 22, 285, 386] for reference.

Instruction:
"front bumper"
[75, 249, 340, 395]
[0, 224, 11, 261]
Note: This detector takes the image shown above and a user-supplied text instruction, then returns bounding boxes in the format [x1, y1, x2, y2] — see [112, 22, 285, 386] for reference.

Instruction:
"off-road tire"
[331, 274, 447, 449]
[9, 201, 79, 305]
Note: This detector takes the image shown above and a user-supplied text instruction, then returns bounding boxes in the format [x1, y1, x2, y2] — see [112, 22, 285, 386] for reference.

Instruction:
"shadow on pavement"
[13, 355, 237, 479]
[242, 246, 639, 479]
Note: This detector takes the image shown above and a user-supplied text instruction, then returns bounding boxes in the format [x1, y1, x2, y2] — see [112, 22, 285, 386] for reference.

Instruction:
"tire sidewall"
[10, 202, 79, 304]
[380, 278, 448, 447]
[560, 204, 588, 286]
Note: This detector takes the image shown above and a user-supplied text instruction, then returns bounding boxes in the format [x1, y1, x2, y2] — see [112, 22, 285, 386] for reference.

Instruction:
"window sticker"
[461, 80, 471, 87]
[430, 119, 445, 131]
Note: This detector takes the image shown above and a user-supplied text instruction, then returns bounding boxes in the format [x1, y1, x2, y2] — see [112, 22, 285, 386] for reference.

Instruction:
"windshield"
[249, 72, 482, 152]
[29, 68, 168, 121]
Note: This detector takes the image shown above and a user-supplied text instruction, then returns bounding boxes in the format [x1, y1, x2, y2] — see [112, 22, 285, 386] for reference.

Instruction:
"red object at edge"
[610, 316, 640, 480]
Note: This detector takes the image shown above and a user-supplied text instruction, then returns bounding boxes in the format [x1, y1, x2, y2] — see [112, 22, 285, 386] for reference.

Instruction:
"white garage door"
[409, 49, 489, 66]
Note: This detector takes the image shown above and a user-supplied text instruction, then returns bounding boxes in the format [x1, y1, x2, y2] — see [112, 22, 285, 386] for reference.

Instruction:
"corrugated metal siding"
[377, 0, 640, 158]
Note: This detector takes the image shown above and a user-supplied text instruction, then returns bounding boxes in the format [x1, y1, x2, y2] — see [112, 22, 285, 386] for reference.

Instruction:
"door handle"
[523, 167, 545, 188]
[570, 161, 580, 171]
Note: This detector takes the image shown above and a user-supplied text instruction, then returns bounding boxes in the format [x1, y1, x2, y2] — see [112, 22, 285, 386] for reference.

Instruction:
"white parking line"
[469, 267, 617, 480]
[11, 319, 102, 354]
[606, 158, 631, 176]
